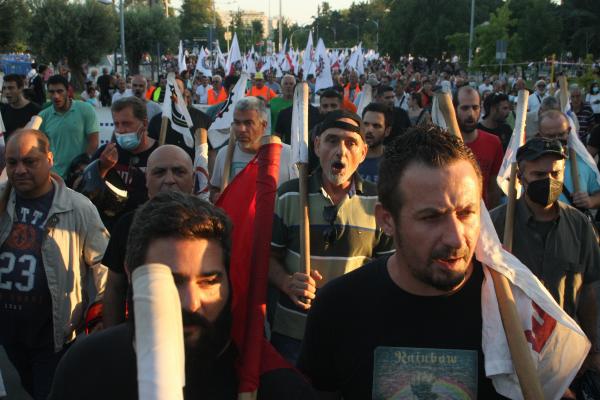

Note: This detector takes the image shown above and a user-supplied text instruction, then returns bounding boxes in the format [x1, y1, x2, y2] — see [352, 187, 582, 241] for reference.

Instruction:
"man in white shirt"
[478, 77, 493, 95]
[528, 79, 548, 113]
[111, 78, 133, 104]
[209, 97, 294, 202]
[194, 75, 211, 105]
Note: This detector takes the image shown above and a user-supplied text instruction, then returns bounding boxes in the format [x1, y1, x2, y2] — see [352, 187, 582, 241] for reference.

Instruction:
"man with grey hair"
[270, 74, 296, 133]
[525, 95, 560, 140]
[209, 96, 293, 202]
[570, 85, 595, 142]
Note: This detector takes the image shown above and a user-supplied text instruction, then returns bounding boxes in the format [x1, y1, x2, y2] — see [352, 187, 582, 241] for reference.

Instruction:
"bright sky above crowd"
[172, 0, 357, 25]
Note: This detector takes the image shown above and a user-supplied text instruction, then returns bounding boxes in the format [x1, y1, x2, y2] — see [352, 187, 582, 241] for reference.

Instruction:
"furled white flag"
[177, 40, 187, 74]
[195, 47, 212, 77]
[162, 73, 194, 147]
[497, 91, 528, 197]
[356, 84, 373, 117]
[225, 33, 242, 76]
[243, 53, 257, 74]
[314, 39, 333, 92]
[194, 134, 210, 201]
[290, 83, 310, 167]
[301, 31, 314, 81]
[215, 41, 226, 69]
[208, 73, 249, 148]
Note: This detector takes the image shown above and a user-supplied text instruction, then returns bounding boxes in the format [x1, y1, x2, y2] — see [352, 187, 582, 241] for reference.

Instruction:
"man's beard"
[458, 118, 478, 134]
[397, 229, 472, 292]
[182, 299, 232, 364]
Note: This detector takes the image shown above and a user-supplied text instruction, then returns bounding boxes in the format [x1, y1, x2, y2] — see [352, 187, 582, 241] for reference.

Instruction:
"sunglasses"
[322, 205, 340, 250]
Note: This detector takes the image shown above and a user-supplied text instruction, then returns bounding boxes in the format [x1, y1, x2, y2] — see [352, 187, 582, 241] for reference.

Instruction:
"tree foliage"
[124, 5, 179, 74]
[29, 0, 118, 88]
[179, 0, 213, 41]
[0, 0, 30, 52]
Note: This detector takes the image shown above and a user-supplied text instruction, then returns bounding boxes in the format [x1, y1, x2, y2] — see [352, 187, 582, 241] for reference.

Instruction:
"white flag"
[356, 84, 372, 117]
[215, 41, 226, 69]
[195, 47, 212, 77]
[301, 31, 314, 81]
[225, 33, 242, 76]
[208, 73, 249, 148]
[563, 103, 600, 188]
[243, 54, 256, 74]
[478, 204, 589, 399]
[497, 91, 529, 197]
[162, 73, 194, 148]
[177, 40, 187, 74]
[314, 39, 333, 93]
[194, 140, 209, 201]
[290, 83, 309, 165]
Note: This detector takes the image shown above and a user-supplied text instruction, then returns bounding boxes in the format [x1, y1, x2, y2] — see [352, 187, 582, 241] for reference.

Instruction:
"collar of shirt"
[516, 196, 562, 227]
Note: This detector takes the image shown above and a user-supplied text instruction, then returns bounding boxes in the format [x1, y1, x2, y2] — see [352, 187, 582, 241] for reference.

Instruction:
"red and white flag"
[225, 33, 242, 76]
[497, 91, 528, 197]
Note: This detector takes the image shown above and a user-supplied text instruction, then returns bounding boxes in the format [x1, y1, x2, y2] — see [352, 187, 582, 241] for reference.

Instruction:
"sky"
[171, 0, 358, 25]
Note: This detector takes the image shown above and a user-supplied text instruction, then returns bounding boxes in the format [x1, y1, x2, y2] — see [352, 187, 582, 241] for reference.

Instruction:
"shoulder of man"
[258, 368, 317, 400]
[276, 177, 301, 197]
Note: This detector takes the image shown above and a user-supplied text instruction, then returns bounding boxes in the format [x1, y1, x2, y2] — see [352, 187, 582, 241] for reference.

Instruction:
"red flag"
[216, 141, 291, 393]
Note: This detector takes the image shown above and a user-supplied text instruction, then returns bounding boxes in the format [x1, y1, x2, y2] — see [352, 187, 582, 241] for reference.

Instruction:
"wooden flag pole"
[158, 116, 169, 146]
[296, 83, 311, 276]
[557, 75, 582, 193]
[221, 127, 236, 192]
[437, 91, 544, 400]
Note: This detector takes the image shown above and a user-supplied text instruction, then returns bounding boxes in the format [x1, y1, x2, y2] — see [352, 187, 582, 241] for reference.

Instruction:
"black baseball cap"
[516, 137, 567, 162]
[315, 109, 364, 140]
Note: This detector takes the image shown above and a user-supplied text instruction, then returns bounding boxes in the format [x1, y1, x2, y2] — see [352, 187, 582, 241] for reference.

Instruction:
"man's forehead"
[363, 111, 384, 123]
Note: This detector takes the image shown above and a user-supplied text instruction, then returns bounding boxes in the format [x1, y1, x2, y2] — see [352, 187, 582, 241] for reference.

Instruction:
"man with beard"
[48, 191, 316, 400]
[269, 110, 394, 364]
[528, 79, 548, 113]
[130, 75, 162, 121]
[298, 126, 505, 399]
[269, 74, 295, 134]
[455, 86, 503, 208]
[375, 85, 410, 142]
[357, 103, 392, 183]
[490, 138, 600, 378]
[477, 92, 512, 151]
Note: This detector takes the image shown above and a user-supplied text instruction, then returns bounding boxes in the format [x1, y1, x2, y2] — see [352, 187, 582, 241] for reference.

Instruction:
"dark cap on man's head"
[516, 137, 567, 163]
[315, 109, 364, 139]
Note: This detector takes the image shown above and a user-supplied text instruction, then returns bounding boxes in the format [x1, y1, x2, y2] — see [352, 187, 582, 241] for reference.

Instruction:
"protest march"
[1, 1, 600, 399]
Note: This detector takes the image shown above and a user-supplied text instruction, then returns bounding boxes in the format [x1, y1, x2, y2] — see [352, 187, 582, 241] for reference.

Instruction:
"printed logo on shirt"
[372, 347, 478, 399]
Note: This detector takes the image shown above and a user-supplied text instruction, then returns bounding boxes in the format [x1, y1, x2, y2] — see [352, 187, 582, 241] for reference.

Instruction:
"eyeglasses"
[322, 205, 340, 250]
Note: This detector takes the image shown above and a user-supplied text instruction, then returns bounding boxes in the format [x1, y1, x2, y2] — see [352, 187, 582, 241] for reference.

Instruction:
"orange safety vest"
[207, 87, 227, 105]
[247, 85, 276, 102]
[343, 83, 361, 103]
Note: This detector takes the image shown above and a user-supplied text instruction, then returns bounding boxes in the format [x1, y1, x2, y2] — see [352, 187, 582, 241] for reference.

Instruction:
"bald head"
[538, 110, 570, 142]
[131, 75, 147, 99]
[146, 145, 194, 198]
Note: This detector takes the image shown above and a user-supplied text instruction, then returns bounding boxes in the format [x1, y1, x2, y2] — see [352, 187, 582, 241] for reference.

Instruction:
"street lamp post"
[468, 0, 475, 68]
[348, 23, 359, 45]
[367, 19, 379, 51]
[119, 0, 126, 76]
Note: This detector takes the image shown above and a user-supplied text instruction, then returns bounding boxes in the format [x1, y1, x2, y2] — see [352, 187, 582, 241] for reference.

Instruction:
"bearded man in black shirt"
[299, 126, 506, 399]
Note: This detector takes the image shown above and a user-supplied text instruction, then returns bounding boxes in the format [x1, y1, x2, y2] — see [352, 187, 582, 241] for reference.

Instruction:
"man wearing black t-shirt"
[0, 74, 41, 141]
[102, 144, 195, 327]
[477, 92, 512, 151]
[49, 192, 316, 400]
[299, 126, 505, 399]
[80, 97, 157, 231]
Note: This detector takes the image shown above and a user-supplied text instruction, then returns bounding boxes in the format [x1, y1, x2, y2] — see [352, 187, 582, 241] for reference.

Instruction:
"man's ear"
[384, 126, 391, 138]
[313, 135, 321, 158]
[375, 202, 396, 237]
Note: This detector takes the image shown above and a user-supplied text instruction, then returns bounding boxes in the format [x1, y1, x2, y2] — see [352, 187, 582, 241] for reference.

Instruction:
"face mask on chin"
[524, 176, 563, 207]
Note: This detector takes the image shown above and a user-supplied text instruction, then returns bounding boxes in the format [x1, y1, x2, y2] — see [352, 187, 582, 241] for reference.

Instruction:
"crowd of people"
[0, 54, 600, 400]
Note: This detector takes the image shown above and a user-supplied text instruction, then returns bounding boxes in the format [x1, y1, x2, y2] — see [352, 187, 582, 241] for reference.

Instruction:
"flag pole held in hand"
[558, 75, 582, 193]
[291, 82, 311, 275]
[435, 91, 544, 400]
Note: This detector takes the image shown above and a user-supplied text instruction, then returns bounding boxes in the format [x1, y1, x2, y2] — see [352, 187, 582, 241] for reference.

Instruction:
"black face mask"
[525, 177, 563, 207]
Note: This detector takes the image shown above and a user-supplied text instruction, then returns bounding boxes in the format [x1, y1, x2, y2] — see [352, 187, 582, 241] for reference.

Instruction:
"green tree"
[179, 0, 213, 41]
[473, 3, 518, 70]
[124, 5, 179, 74]
[563, 0, 600, 58]
[29, 0, 118, 89]
[0, 0, 30, 52]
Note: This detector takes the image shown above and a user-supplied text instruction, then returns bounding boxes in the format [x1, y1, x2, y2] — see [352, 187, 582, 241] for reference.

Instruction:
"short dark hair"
[47, 74, 69, 90]
[4, 74, 24, 88]
[320, 89, 342, 101]
[362, 102, 393, 129]
[410, 92, 423, 108]
[483, 92, 509, 117]
[378, 125, 482, 217]
[111, 96, 147, 121]
[125, 191, 232, 275]
[376, 85, 394, 98]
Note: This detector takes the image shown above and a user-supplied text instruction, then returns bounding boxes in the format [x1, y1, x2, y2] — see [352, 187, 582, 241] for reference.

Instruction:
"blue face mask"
[115, 128, 141, 150]
[593, 87, 599, 94]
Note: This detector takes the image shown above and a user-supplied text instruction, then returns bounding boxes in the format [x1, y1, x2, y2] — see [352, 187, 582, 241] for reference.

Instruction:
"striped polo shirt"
[271, 169, 394, 340]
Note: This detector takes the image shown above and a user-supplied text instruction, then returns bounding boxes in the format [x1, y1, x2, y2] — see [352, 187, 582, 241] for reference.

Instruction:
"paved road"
[0, 347, 31, 400]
